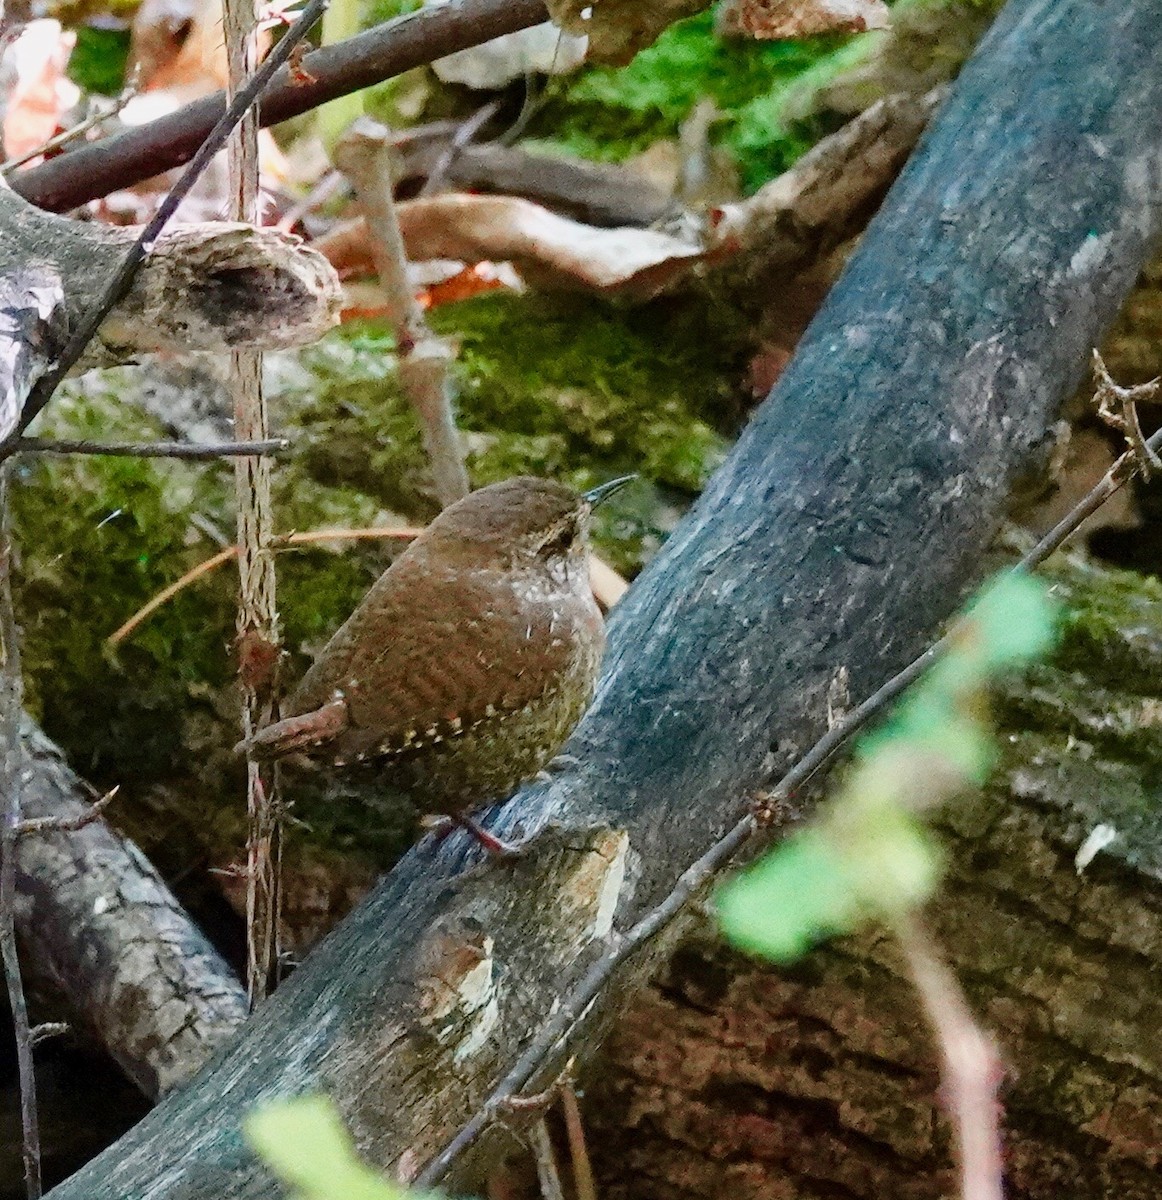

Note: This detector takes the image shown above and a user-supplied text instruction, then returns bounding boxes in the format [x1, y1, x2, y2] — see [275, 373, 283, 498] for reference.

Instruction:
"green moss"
[1034, 553, 1162, 696]
[434, 291, 735, 483]
[66, 25, 132, 95]
[526, 9, 871, 190]
[12, 275, 745, 883]
[290, 292, 742, 573]
[12, 376, 388, 785]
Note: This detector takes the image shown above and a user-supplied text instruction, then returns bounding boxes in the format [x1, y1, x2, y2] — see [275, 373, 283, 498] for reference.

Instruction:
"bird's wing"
[283, 553, 592, 762]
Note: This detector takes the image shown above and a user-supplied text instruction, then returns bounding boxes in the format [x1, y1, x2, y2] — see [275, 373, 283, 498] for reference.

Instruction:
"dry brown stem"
[334, 118, 470, 508]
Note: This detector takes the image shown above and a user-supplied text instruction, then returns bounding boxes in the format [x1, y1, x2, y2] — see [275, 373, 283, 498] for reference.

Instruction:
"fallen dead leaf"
[547, 0, 709, 65]
[318, 193, 708, 296]
[338, 262, 519, 322]
[2, 20, 79, 162]
[315, 197, 706, 296]
[718, 0, 889, 38]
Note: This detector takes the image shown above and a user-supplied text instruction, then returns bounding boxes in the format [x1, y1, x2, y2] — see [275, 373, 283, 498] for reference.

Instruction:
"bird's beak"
[583, 475, 636, 507]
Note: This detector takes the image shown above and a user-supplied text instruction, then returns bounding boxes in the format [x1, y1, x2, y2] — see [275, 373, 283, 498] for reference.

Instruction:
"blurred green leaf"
[964, 572, 1058, 667]
[246, 1095, 413, 1200]
[718, 829, 858, 961]
[717, 811, 940, 963]
[718, 573, 1057, 963]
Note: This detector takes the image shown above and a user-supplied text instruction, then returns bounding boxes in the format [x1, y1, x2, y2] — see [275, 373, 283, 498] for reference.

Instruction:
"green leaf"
[833, 804, 942, 917]
[716, 572, 1055, 965]
[717, 829, 856, 961]
[716, 818, 940, 963]
[963, 573, 1058, 668]
[245, 1096, 412, 1200]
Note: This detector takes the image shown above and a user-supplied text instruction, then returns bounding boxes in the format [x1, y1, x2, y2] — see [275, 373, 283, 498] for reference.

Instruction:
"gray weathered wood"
[15, 719, 248, 1100]
[44, 0, 1162, 1194]
[0, 186, 338, 412]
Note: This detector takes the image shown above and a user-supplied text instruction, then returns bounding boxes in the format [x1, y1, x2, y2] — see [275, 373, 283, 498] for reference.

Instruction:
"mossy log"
[585, 552, 1162, 1200]
[40, 0, 1162, 1195]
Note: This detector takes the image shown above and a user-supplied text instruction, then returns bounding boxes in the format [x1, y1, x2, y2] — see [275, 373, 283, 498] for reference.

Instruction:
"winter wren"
[240, 475, 633, 852]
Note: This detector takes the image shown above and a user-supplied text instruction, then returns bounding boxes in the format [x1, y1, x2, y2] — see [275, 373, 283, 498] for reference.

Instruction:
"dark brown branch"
[11, 0, 550, 214]
[14, 438, 289, 459]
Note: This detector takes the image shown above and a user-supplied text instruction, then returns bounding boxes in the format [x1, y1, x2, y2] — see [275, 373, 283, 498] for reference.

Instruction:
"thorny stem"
[416, 381, 1162, 1188]
[0, 460, 40, 1198]
[225, 0, 282, 1007]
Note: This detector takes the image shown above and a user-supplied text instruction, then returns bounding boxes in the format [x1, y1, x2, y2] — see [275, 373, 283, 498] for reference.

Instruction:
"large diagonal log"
[45, 0, 1162, 1194]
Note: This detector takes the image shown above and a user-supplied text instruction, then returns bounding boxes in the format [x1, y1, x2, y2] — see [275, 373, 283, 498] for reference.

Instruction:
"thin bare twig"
[0, 0, 329, 452]
[1091, 348, 1162, 477]
[14, 437, 288, 459]
[895, 914, 1004, 1200]
[0, 74, 141, 175]
[416, 369, 1162, 1188]
[417, 99, 501, 198]
[530, 1119, 567, 1200]
[561, 1083, 597, 1200]
[105, 526, 422, 647]
[29, 1023, 69, 1048]
[334, 118, 470, 508]
[0, 459, 40, 1198]
[497, 1058, 575, 1114]
[13, 786, 119, 838]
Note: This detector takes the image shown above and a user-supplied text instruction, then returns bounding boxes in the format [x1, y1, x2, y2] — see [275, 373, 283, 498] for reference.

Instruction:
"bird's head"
[418, 475, 634, 577]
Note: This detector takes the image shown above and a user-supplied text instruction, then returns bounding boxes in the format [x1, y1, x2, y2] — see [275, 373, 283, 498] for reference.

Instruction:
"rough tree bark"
[41, 0, 1162, 1195]
[585, 551, 1162, 1200]
[16, 719, 247, 1100]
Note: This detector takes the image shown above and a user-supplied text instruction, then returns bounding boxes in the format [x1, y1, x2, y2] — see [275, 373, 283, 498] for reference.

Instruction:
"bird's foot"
[422, 813, 523, 859]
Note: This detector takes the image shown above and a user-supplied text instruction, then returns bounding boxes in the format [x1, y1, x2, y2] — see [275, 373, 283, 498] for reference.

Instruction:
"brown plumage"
[240, 475, 632, 850]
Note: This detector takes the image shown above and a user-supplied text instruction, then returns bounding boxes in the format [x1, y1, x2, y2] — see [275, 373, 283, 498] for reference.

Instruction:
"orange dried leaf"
[2, 21, 78, 162]
[394, 194, 706, 296]
[421, 263, 509, 309]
